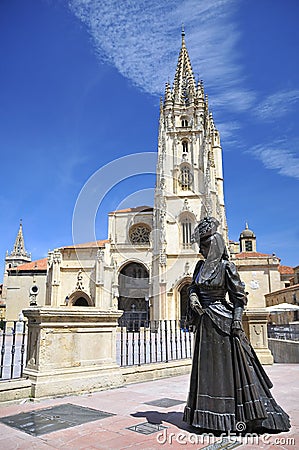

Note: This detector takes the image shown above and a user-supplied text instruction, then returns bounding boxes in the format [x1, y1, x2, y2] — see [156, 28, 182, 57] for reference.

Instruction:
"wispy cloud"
[211, 89, 256, 112]
[217, 121, 242, 147]
[68, 0, 255, 111]
[249, 142, 299, 179]
[254, 89, 299, 120]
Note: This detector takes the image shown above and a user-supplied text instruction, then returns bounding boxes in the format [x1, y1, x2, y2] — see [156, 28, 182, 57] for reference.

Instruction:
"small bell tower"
[239, 222, 257, 252]
[5, 220, 31, 270]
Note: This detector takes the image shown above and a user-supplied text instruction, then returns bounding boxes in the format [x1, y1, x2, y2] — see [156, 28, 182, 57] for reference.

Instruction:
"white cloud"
[217, 121, 241, 144]
[255, 90, 299, 120]
[250, 143, 299, 179]
[211, 89, 256, 112]
[68, 0, 255, 111]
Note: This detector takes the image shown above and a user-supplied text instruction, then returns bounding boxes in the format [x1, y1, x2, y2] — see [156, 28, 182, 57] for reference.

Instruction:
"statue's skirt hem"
[183, 406, 236, 432]
[183, 312, 290, 433]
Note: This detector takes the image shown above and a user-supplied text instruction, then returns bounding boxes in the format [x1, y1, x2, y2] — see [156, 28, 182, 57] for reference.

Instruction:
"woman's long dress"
[183, 259, 290, 433]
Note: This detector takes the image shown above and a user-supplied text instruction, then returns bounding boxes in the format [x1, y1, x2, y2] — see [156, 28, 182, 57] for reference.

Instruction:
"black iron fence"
[117, 319, 193, 367]
[0, 318, 194, 381]
[118, 311, 149, 330]
[268, 324, 299, 341]
[0, 320, 27, 380]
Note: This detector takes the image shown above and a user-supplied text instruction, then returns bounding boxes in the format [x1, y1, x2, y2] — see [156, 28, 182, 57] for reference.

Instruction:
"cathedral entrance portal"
[118, 262, 149, 328]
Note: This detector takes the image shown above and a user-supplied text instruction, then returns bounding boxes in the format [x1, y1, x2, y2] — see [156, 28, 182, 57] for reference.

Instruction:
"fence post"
[164, 320, 168, 363]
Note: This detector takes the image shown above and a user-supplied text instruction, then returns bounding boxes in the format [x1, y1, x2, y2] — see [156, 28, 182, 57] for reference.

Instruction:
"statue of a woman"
[183, 217, 290, 433]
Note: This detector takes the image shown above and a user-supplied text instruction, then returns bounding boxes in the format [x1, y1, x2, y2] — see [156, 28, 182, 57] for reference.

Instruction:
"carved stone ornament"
[250, 279, 260, 290]
[97, 249, 104, 262]
[159, 249, 167, 266]
[76, 269, 84, 290]
[129, 224, 151, 245]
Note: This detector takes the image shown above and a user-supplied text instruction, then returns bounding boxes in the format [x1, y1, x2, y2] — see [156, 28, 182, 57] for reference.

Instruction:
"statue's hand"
[231, 320, 244, 338]
[189, 293, 204, 315]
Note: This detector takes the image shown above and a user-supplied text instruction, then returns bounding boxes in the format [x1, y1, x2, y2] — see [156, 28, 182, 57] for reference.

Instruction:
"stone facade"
[1, 34, 296, 364]
[45, 33, 228, 324]
[266, 284, 299, 307]
[1, 222, 47, 321]
[229, 223, 293, 309]
[265, 283, 299, 325]
[232, 252, 282, 308]
[3, 258, 47, 321]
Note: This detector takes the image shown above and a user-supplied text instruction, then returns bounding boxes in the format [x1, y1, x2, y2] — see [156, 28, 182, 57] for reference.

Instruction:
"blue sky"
[1, 0, 299, 281]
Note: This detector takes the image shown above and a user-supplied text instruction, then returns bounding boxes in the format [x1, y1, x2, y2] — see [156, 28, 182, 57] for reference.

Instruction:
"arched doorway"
[68, 291, 93, 306]
[73, 297, 89, 306]
[118, 262, 150, 328]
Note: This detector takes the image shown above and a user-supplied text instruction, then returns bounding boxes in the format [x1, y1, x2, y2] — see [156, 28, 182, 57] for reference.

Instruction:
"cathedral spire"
[11, 220, 28, 257]
[173, 28, 196, 105]
[5, 220, 31, 269]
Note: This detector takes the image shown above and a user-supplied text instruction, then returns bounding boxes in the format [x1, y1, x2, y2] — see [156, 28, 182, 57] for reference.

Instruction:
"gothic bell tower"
[5, 220, 31, 270]
[151, 30, 228, 320]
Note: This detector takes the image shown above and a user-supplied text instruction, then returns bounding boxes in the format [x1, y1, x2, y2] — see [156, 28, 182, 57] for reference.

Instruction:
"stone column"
[22, 307, 124, 398]
[243, 308, 273, 365]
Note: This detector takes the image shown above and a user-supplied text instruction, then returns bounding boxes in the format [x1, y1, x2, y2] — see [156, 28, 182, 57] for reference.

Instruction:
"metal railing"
[268, 324, 299, 341]
[0, 318, 193, 380]
[0, 320, 27, 380]
[117, 319, 193, 367]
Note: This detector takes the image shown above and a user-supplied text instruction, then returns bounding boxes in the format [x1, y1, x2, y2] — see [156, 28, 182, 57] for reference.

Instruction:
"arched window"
[129, 224, 151, 245]
[182, 140, 188, 153]
[181, 217, 192, 247]
[181, 119, 188, 127]
[179, 166, 192, 190]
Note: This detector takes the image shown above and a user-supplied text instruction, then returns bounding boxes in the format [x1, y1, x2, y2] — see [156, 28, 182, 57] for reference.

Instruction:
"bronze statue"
[183, 217, 290, 433]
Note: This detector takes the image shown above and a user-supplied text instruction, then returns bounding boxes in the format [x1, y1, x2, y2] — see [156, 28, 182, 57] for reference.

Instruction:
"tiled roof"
[62, 239, 109, 249]
[235, 252, 273, 259]
[10, 258, 47, 271]
[109, 206, 153, 214]
[279, 265, 294, 275]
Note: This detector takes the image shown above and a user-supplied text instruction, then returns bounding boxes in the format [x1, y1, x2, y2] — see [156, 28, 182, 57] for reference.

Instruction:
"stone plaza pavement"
[0, 364, 298, 450]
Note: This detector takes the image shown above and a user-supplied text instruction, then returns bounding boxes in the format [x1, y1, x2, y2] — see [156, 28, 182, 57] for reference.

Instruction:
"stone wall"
[268, 338, 299, 363]
[0, 359, 193, 404]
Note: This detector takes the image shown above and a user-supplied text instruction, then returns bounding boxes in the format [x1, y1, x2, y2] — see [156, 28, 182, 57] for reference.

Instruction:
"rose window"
[129, 225, 151, 245]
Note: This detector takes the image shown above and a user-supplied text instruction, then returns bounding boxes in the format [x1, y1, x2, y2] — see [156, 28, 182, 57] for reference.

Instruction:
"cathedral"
[50, 30, 227, 323]
[1, 33, 294, 362]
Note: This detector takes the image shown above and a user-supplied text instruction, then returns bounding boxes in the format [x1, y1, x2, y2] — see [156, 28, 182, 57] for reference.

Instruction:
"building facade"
[1, 34, 296, 362]
[230, 223, 293, 308]
[1, 222, 47, 321]
[44, 32, 228, 323]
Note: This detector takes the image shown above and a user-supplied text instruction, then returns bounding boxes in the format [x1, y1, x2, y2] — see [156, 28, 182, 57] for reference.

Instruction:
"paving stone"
[144, 397, 185, 408]
[0, 403, 115, 436]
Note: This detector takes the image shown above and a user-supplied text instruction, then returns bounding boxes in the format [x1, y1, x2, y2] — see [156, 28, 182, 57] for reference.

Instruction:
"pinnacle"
[11, 221, 29, 257]
[172, 30, 196, 105]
